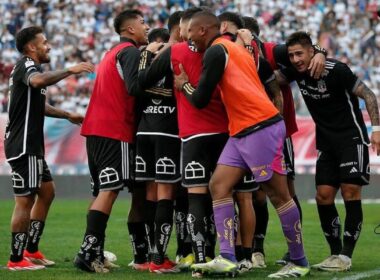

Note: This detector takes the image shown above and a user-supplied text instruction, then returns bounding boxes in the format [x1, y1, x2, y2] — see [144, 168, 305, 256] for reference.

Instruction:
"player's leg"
[7, 155, 45, 271]
[252, 188, 268, 268]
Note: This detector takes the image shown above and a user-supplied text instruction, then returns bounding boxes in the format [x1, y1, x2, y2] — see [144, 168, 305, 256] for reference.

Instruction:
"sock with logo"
[213, 198, 237, 263]
[317, 203, 342, 255]
[10, 232, 28, 262]
[205, 194, 216, 259]
[152, 199, 174, 265]
[26, 220, 45, 253]
[78, 210, 108, 263]
[174, 192, 192, 257]
[127, 221, 148, 264]
[276, 200, 308, 267]
[341, 200, 362, 258]
[187, 193, 208, 263]
[253, 201, 268, 255]
[145, 200, 157, 260]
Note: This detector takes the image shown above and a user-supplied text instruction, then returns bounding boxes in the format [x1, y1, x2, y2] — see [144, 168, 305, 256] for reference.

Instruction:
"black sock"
[293, 195, 303, 224]
[341, 200, 363, 258]
[317, 204, 342, 255]
[253, 201, 268, 255]
[174, 192, 191, 257]
[188, 193, 208, 263]
[145, 200, 157, 260]
[243, 247, 252, 261]
[78, 210, 109, 262]
[235, 245, 244, 262]
[205, 194, 216, 259]
[152, 199, 174, 265]
[10, 232, 28, 262]
[26, 220, 45, 253]
[127, 221, 148, 264]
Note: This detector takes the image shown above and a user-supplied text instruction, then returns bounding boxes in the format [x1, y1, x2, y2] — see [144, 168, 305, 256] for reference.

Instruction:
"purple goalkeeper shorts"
[218, 120, 287, 182]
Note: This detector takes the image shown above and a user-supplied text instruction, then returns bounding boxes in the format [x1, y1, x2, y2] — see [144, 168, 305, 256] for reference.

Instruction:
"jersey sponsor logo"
[300, 88, 330, 100]
[25, 60, 35, 67]
[143, 105, 175, 114]
[152, 99, 162, 105]
[156, 157, 176, 174]
[184, 161, 205, 179]
[340, 161, 357, 167]
[99, 167, 119, 185]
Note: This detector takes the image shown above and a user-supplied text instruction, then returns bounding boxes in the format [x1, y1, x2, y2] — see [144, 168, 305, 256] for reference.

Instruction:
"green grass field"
[0, 199, 379, 279]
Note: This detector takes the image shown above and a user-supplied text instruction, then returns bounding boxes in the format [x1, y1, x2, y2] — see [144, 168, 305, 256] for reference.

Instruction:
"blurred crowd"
[0, 0, 379, 114]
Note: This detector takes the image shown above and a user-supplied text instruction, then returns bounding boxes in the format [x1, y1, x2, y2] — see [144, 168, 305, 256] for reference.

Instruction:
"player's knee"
[341, 187, 361, 201]
[315, 190, 334, 204]
[209, 177, 231, 200]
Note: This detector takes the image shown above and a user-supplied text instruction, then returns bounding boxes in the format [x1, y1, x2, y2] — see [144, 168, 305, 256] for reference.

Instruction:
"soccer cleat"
[7, 258, 45, 271]
[149, 258, 180, 273]
[237, 259, 253, 274]
[192, 270, 204, 278]
[175, 253, 195, 270]
[74, 255, 109, 273]
[268, 262, 310, 278]
[275, 252, 290, 266]
[252, 252, 267, 268]
[191, 255, 238, 277]
[315, 254, 351, 272]
[24, 250, 55, 266]
[311, 255, 338, 270]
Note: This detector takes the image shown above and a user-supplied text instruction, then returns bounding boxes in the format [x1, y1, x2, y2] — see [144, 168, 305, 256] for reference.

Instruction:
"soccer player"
[275, 31, 380, 272]
[73, 10, 150, 273]
[243, 16, 327, 267]
[5, 26, 94, 271]
[136, 26, 181, 273]
[174, 11, 310, 278]
[138, 7, 228, 276]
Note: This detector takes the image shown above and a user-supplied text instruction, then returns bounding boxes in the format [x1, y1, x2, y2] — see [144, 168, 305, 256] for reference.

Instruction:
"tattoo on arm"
[30, 69, 71, 88]
[354, 81, 380, 126]
[266, 80, 283, 115]
[45, 102, 69, 119]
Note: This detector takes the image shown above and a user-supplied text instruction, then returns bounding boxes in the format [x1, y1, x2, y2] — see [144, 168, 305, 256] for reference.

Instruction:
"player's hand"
[68, 62, 95, 74]
[371, 131, 380, 156]
[146, 42, 165, 54]
[308, 53, 325, 79]
[174, 64, 189, 91]
[67, 112, 84, 125]
[154, 42, 174, 60]
[237, 29, 253, 45]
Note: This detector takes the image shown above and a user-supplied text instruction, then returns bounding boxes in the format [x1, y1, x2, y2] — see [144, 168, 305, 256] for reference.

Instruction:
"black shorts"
[283, 137, 295, 180]
[181, 133, 228, 187]
[316, 142, 370, 187]
[8, 154, 52, 197]
[87, 136, 135, 197]
[135, 134, 181, 183]
[234, 174, 259, 193]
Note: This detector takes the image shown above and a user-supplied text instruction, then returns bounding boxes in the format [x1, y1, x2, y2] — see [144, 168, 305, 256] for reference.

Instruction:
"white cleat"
[237, 259, 253, 274]
[252, 252, 267, 268]
[268, 262, 310, 278]
[315, 254, 351, 272]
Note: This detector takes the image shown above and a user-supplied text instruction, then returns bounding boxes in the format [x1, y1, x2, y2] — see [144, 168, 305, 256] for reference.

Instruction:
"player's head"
[114, 9, 149, 45]
[218, 12, 243, 34]
[148, 28, 170, 43]
[286, 31, 314, 73]
[188, 11, 220, 52]
[180, 7, 203, 41]
[16, 26, 51, 63]
[168, 11, 183, 42]
[242, 16, 260, 36]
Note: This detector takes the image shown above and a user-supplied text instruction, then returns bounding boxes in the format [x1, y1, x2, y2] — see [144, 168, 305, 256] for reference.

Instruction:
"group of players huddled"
[4, 5, 380, 279]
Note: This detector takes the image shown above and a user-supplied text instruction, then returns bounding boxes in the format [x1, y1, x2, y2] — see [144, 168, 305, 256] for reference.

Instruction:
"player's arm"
[45, 103, 84, 125]
[174, 45, 226, 109]
[352, 81, 380, 154]
[274, 43, 327, 79]
[274, 69, 292, 86]
[28, 63, 94, 88]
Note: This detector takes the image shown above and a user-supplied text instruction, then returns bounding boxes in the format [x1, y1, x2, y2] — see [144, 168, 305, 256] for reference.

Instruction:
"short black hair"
[192, 10, 220, 29]
[181, 7, 204, 22]
[113, 9, 143, 35]
[218, 12, 244, 29]
[242, 16, 260, 36]
[16, 26, 44, 53]
[286, 31, 313, 48]
[148, 28, 170, 43]
[168, 11, 183, 33]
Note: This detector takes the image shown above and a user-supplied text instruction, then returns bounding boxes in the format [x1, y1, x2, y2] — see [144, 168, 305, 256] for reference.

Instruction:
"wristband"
[372, 126, 380, 132]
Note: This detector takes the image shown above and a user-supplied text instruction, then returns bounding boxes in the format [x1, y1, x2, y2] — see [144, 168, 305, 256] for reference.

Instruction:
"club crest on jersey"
[25, 60, 35, 67]
[317, 80, 327, 93]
